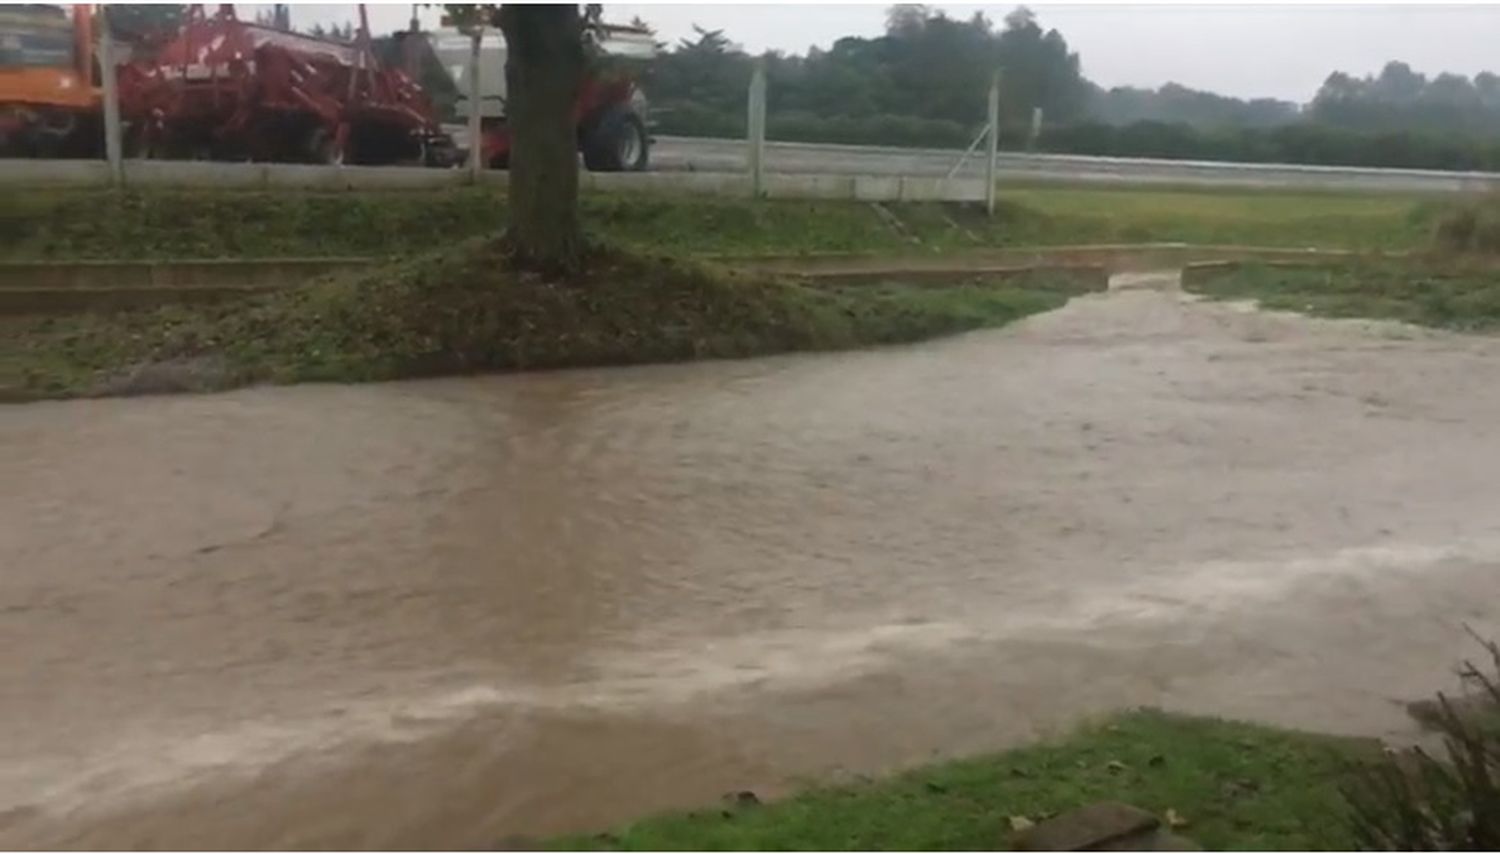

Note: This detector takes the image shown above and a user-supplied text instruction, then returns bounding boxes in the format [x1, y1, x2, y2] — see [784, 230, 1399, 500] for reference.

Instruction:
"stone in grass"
[722, 790, 761, 808]
[719, 790, 761, 817]
[1011, 801, 1199, 851]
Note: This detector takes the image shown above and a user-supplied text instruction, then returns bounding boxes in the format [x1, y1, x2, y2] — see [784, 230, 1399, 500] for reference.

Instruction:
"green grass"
[1, 187, 507, 260]
[0, 185, 1439, 262]
[0, 239, 1080, 401]
[1186, 261, 1500, 332]
[552, 710, 1374, 851]
[1001, 185, 1438, 250]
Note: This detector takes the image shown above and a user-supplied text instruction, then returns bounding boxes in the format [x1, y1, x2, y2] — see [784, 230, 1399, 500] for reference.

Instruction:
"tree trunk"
[498, 4, 583, 273]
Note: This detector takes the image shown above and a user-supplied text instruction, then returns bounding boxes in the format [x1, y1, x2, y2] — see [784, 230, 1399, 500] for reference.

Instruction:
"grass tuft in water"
[1185, 261, 1500, 332]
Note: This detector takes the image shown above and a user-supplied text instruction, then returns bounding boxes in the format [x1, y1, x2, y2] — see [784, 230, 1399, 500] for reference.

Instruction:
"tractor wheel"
[305, 127, 345, 166]
[122, 124, 151, 159]
[423, 137, 460, 168]
[581, 105, 648, 172]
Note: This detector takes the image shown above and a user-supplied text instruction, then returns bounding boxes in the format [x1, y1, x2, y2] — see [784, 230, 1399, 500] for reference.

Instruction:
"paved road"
[652, 134, 1500, 194]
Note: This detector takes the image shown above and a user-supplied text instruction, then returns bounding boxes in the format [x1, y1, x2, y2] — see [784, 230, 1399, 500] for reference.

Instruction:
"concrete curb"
[721, 243, 1405, 275]
[0, 257, 373, 291]
[0, 243, 1409, 316]
[783, 262, 1111, 294]
[1178, 257, 1374, 289]
[0, 160, 986, 202]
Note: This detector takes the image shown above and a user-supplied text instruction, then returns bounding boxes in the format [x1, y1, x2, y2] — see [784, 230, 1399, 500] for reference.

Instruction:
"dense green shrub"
[1433, 196, 1500, 255]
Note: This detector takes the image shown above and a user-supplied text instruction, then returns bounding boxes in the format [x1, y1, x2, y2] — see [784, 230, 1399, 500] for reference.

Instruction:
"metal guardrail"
[649, 136, 1500, 195]
[10, 140, 1500, 196]
[656, 135, 1500, 183]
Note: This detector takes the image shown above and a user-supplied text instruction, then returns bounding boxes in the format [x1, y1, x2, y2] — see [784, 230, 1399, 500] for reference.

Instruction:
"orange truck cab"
[0, 3, 99, 156]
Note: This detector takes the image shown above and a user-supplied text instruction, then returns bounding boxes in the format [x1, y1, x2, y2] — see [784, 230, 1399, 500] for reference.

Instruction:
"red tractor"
[426, 21, 654, 171]
[118, 4, 450, 164]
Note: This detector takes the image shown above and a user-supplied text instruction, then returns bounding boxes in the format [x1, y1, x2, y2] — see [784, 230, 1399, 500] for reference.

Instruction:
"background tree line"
[641, 3, 1500, 171]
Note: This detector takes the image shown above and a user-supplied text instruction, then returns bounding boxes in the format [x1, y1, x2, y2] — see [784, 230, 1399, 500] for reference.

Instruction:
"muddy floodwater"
[4, 276, 1500, 848]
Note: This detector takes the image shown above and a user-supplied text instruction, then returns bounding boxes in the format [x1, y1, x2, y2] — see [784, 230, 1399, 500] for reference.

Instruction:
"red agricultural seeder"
[118, 4, 451, 165]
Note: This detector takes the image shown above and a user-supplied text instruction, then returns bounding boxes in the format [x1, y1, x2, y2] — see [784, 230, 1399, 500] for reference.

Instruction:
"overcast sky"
[279, 3, 1500, 104]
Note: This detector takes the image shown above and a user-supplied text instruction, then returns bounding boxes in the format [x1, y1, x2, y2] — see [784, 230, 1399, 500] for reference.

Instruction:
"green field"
[1, 184, 1443, 261]
[1000, 185, 1437, 250]
[554, 710, 1374, 851]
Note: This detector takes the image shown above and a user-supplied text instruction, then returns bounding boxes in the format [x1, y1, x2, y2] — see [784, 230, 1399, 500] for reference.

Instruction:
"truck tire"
[582, 106, 648, 172]
[305, 126, 344, 166]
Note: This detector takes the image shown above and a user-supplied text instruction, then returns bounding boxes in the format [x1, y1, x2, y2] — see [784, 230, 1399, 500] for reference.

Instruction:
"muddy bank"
[3, 279, 1500, 847]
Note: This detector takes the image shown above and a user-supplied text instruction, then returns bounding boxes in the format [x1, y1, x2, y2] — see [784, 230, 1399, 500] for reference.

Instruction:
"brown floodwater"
[3, 274, 1499, 848]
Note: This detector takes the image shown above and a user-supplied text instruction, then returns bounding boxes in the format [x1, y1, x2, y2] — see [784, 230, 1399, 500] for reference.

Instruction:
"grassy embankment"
[2, 183, 1440, 260]
[0, 183, 1454, 400]
[0, 236, 1082, 399]
[1188, 262, 1500, 332]
[6, 181, 1425, 400]
[1185, 195, 1500, 330]
[554, 710, 1374, 851]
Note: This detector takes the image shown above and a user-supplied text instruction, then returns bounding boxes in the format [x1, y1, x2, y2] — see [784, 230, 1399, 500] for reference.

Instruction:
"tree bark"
[497, 4, 584, 273]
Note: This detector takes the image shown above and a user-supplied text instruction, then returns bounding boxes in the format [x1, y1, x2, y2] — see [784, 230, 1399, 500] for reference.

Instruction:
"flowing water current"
[3, 275, 1499, 847]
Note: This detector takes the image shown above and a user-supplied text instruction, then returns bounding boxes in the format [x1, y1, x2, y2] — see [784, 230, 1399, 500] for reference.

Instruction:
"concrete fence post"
[1029, 106, 1043, 151]
[747, 59, 767, 198]
[985, 70, 1000, 216]
[467, 27, 483, 182]
[98, 6, 124, 186]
